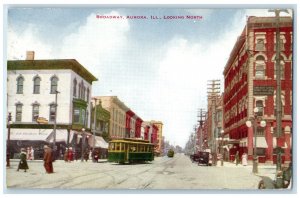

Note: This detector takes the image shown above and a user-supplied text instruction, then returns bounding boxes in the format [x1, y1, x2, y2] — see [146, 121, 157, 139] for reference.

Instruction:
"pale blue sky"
[7, 7, 290, 147]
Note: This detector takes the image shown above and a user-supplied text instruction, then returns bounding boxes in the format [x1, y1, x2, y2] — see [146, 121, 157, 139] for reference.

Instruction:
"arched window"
[32, 103, 40, 121]
[33, 76, 41, 94]
[73, 78, 77, 97]
[50, 76, 58, 94]
[16, 76, 24, 94]
[255, 55, 266, 79]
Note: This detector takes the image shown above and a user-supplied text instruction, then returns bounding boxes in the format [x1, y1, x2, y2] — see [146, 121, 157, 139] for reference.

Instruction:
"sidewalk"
[216, 161, 277, 180]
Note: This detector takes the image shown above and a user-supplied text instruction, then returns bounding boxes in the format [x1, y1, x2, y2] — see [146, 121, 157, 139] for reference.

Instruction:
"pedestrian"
[17, 148, 29, 172]
[235, 151, 239, 166]
[242, 152, 248, 166]
[68, 147, 73, 162]
[84, 149, 89, 162]
[94, 150, 99, 163]
[43, 145, 54, 174]
[89, 149, 92, 161]
[64, 149, 69, 162]
[30, 146, 34, 160]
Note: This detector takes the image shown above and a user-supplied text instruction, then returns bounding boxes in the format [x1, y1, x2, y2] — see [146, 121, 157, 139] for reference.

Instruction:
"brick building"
[223, 16, 292, 164]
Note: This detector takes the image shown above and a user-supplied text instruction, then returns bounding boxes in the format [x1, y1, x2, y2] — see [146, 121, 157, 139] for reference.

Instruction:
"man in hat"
[43, 145, 54, 173]
[17, 148, 29, 172]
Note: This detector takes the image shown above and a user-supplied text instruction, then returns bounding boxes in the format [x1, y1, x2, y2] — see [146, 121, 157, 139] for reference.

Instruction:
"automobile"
[167, 149, 175, 157]
[198, 151, 212, 166]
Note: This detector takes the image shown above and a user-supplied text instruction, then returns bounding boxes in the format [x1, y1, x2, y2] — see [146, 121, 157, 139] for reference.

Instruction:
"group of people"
[17, 145, 54, 174]
[234, 151, 248, 166]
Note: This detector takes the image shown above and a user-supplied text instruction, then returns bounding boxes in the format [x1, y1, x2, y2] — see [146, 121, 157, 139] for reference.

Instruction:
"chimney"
[26, 51, 35, 60]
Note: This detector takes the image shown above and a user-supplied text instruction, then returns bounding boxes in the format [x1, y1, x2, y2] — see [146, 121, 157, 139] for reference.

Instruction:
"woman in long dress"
[242, 152, 248, 166]
[17, 148, 29, 172]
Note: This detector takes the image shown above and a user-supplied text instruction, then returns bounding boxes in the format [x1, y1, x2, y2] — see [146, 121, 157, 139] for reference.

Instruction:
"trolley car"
[108, 138, 154, 164]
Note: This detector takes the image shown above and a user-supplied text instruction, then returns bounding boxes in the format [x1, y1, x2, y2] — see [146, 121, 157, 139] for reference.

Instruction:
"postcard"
[4, 4, 295, 193]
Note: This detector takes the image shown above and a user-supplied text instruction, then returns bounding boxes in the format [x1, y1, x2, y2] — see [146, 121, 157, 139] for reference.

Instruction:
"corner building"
[223, 16, 292, 164]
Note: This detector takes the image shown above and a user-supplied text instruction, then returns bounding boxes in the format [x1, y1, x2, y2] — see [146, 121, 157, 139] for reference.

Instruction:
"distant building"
[151, 120, 164, 156]
[97, 96, 128, 139]
[223, 16, 292, 164]
[7, 52, 97, 158]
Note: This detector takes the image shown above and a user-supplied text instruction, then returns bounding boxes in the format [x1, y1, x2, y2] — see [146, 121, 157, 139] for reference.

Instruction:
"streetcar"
[108, 138, 154, 164]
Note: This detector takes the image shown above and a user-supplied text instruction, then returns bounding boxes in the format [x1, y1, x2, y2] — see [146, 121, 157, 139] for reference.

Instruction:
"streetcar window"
[109, 143, 115, 150]
[121, 143, 125, 150]
[116, 143, 120, 151]
[130, 145, 136, 152]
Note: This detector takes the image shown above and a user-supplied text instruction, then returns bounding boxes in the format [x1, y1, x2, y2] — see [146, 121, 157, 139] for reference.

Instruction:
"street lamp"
[53, 90, 60, 159]
[6, 112, 12, 167]
[246, 107, 266, 174]
[93, 98, 98, 155]
[220, 130, 225, 166]
[81, 128, 85, 162]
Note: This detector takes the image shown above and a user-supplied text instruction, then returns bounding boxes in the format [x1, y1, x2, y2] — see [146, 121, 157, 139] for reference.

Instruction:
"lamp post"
[6, 112, 12, 167]
[93, 98, 98, 155]
[53, 90, 60, 159]
[246, 107, 266, 174]
[220, 130, 224, 166]
[81, 128, 85, 162]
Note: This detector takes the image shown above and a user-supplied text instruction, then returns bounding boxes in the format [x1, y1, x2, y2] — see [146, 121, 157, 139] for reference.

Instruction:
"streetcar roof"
[109, 138, 153, 145]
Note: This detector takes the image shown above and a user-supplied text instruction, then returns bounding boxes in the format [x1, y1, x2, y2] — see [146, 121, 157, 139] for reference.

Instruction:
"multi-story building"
[125, 110, 143, 138]
[7, 51, 97, 158]
[223, 16, 292, 164]
[151, 120, 163, 156]
[89, 98, 110, 148]
[97, 96, 128, 139]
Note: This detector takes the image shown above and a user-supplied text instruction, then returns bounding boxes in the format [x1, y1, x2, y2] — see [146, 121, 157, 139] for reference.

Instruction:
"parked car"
[198, 151, 212, 166]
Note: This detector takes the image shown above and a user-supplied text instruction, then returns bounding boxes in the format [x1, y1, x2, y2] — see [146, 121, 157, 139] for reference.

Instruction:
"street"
[5, 153, 273, 190]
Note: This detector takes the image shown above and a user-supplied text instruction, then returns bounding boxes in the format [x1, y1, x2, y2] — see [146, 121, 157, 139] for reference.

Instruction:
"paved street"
[5, 153, 278, 190]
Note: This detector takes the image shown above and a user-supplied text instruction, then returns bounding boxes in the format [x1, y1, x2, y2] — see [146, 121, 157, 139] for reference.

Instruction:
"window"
[256, 100, 264, 116]
[50, 76, 58, 94]
[73, 79, 77, 97]
[83, 86, 86, 100]
[255, 39, 265, 51]
[74, 108, 80, 123]
[17, 76, 24, 94]
[33, 76, 41, 94]
[255, 55, 265, 79]
[49, 104, 56, 122]
[16, 104, 23, 122]
[32, 105, 39, 121]
[257, 127, 265, 137]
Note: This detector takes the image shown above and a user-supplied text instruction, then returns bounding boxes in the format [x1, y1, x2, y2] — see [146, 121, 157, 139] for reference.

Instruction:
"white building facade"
[7, 56, 97, 159]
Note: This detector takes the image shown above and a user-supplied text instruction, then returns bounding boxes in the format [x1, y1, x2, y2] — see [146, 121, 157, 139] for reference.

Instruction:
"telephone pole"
[197, 108, 206, 151]
[207, 80, 220, 166]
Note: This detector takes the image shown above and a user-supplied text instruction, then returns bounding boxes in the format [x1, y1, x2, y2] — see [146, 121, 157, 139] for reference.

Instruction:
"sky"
[6, 6, 293, 148]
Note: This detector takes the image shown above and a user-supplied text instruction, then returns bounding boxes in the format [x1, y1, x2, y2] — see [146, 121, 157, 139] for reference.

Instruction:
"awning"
[9, 128, 52, 141]
[254, 137, 268, 148]
[46, 129, 74, 143]
[88, 136, 108, 149]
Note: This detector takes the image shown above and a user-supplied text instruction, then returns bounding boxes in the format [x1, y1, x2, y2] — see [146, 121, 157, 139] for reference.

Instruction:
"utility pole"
[93, 97, 98, 154]
[269, 8, 289, 172]
[197, 108, 206, 151]
[207, 80, 220, 166]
